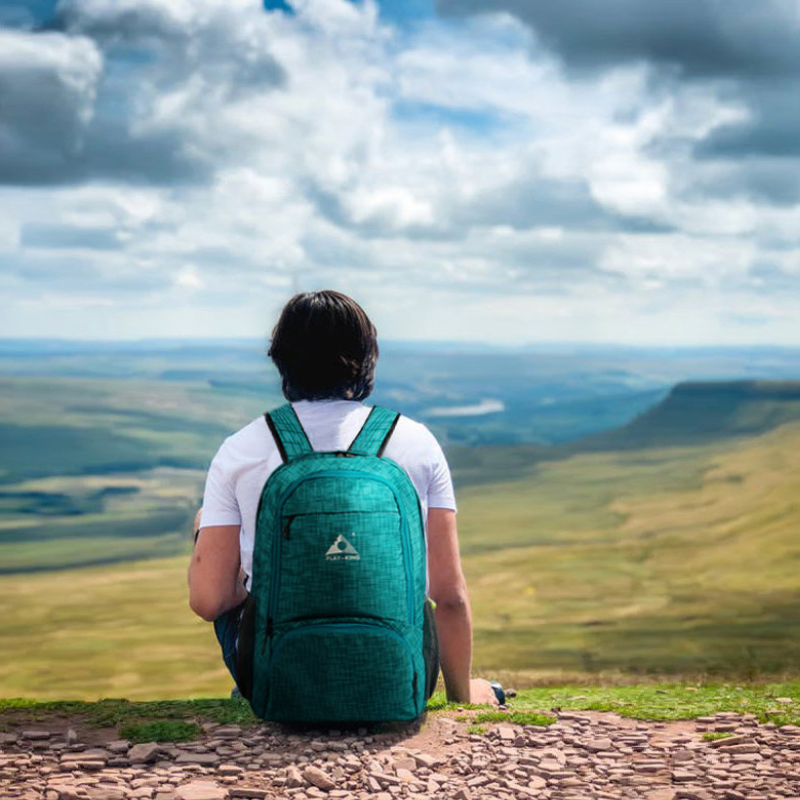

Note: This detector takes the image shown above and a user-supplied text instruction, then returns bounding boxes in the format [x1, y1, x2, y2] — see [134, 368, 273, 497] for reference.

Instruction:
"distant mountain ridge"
[446, 379, 800, 485]
[574, 379, 800, 451]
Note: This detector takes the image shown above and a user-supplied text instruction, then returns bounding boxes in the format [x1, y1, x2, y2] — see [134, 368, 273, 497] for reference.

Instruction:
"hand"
[469, 678, 500, 706]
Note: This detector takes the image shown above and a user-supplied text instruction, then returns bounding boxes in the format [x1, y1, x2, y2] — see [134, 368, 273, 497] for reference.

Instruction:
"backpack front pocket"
[265, 620, 420, 723]
[275, 509, 408, 624]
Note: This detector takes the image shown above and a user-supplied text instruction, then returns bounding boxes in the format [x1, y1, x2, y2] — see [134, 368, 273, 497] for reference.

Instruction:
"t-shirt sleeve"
[199, 443, 242, 528]
[426, 435, 457, 512]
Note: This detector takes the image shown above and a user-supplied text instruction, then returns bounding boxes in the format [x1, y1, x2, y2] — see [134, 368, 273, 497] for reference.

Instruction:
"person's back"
[188, 290, 499, 716]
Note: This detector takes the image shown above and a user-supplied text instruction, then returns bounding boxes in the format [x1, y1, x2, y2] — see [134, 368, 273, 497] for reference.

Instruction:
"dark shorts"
[213, 597, 439, 702]
[213, 601, 245, 685]
[213, 597, 256, 698]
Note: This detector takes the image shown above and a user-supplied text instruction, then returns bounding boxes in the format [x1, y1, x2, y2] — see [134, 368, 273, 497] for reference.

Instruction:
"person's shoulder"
[387, 409, 442, 457]
[215, 416, 271, 458]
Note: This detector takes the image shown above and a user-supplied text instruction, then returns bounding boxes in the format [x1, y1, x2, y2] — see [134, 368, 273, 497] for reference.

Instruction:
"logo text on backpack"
[325, 534, 360, 562]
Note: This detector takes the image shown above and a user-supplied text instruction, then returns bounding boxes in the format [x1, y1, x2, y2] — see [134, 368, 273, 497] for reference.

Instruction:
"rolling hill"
[573, 380, 800, 451]
[449, 379, 800, 485]
[457, 383, 800, 680]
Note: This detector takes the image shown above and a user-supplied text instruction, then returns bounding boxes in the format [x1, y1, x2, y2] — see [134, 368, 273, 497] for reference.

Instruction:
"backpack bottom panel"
[262, 620, 421, 723]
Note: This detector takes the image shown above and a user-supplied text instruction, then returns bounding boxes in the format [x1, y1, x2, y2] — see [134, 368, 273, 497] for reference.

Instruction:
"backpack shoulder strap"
[264, 403, 313, 463]
[347, 406, 400, 458]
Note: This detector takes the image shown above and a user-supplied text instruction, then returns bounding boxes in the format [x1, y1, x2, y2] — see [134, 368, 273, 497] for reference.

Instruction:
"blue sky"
[1, 0, 800, 344]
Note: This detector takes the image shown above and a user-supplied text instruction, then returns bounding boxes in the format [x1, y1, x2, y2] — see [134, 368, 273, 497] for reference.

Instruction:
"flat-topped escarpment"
[573, 379, 800, 451]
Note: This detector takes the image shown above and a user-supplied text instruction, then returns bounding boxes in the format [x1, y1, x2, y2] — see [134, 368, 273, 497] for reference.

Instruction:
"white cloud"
[599, 234, 757, 285]
[0, 0, 799, 344]
[174, 265, 204, 290]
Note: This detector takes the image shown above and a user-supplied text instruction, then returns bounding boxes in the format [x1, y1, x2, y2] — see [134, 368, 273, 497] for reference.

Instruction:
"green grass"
[473, 710, 556, 726]
[496, 684, 800, 725]
[702, 732, 734, 741]
[0, 557, 224, 700]
[0, 684, 796, 742]
[119, 720, 201, 743]
[0, 697, 257, 731]
[430, 682, 799, 726]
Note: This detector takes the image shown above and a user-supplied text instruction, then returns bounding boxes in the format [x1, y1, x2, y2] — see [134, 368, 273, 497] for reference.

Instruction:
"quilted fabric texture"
[249, 404, 427, 723]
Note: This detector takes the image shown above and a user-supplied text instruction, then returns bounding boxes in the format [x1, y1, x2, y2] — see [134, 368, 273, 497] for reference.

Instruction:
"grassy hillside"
[2, 412, 800, 698]
[0, 556, 223, 700]
[461, 416, 800, 679]
[577, 380, 800, 450]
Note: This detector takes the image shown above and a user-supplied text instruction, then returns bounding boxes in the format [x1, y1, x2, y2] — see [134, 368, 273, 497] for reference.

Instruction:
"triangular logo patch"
[326, 534, 360, 561]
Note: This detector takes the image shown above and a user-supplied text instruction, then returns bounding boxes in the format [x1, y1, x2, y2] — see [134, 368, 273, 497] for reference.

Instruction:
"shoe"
[489, 681, 506, 705]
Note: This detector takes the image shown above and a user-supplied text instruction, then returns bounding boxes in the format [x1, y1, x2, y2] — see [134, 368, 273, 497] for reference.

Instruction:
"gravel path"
[2, 709, 800, 800]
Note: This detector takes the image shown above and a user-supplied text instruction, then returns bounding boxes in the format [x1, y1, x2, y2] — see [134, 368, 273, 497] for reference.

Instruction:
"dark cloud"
[0, 27, 206, 186]
[437, 0, 800, 79]
[696, 78, 800, 159]
[0, 116, 213, 187]
[439, 0, 800, 173]
[0, 2, 285, 187]
[0, 30, 102, 185]
[688, 158, 800, 207]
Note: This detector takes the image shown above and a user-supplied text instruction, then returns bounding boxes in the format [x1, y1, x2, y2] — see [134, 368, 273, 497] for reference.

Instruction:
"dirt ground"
[2, 707, 800, 800]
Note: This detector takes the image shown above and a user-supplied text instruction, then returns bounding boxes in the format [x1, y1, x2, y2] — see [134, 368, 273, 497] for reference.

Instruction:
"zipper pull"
[412, 672, 418, 700]
[282, 516, 294, 540]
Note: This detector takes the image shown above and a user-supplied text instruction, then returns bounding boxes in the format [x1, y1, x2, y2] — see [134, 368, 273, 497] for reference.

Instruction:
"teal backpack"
[238, 403, 437, 723]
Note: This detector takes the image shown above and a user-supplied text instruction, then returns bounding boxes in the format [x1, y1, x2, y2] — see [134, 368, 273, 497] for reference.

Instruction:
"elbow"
[189, 591, 222, 622]
[431, 585, 470, 612]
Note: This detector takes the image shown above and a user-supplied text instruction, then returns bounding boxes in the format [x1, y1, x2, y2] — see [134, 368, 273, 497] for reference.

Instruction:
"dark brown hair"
[268, 291, 379, 402]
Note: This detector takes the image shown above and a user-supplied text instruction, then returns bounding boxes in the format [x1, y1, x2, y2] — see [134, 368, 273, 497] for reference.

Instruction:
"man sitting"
[188, 290, 499, 708]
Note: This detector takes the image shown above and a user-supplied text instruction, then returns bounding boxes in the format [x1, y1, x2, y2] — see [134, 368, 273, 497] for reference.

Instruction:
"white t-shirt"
[200, 399, 457, 589]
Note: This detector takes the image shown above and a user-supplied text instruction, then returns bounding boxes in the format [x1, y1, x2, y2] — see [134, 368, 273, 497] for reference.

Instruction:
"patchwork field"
[0, 376, 275, 572]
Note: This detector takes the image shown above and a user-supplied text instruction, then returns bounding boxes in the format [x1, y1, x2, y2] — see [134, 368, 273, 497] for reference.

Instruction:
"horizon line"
[2, 336, 800, 352]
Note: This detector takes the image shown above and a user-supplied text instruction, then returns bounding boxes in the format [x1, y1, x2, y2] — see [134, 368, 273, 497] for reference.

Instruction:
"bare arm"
[188, 511, 247, 622]
[427, 507, 497, 705]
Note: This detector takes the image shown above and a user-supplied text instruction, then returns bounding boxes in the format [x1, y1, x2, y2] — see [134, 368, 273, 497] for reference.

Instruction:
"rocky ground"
[2, 709, 800, 800]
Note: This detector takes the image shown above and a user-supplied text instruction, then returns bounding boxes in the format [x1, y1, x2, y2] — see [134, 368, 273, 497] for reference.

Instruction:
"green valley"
[2, 374, 800, 697]
[2, 340, 800, 698]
